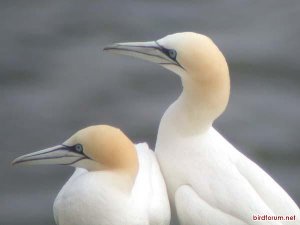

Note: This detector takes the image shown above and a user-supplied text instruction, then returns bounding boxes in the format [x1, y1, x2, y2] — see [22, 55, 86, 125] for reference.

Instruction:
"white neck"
[157, 97, 210, 142]
[157, 73, 230, 139]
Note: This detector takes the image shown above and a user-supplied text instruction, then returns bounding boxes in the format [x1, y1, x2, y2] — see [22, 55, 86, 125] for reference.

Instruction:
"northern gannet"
[12, 125, 170, 225]
[104, 32, 300, 225]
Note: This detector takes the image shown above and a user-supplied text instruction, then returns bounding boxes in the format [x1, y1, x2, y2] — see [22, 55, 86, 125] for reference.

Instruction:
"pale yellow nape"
[65, 125, 138, 178]
[161, 32, 230, 123]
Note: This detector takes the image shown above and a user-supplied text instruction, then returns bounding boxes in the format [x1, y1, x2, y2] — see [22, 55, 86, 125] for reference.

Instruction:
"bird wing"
[175, 185, 247, 225]
[172, 136, 285, 225]
[213, 123, 300, 224]
[175, 184, 284, 225]
[134, 143, 171, 225]
[235, 151, 300, 224]
[194, 128, 300, 225]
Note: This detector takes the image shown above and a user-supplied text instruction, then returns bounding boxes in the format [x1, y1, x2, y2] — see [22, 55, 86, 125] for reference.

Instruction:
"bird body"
[105, 32, 300, 225]
[13, 126, 170, 225]
[54, 168, 135, 225]
[54, 143, 169, 225]
[157, 121, 299, 225]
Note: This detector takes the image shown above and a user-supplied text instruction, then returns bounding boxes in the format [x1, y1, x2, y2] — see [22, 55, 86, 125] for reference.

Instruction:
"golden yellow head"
[104, 32, 230, 122]
[157, 32, 228, 82]
[12, 125, 138, 177]
[104, 32, 228, 81]
[65, 125, 138, 173]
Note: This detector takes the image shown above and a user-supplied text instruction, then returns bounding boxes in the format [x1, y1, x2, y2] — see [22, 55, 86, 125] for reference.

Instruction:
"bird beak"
[12, 145, 86, 166]
[104, 41, 180, 67]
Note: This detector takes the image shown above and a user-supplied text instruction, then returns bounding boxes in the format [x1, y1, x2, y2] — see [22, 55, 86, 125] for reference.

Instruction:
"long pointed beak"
[104, 41, 178, 66]
[12, 145, 86, 166]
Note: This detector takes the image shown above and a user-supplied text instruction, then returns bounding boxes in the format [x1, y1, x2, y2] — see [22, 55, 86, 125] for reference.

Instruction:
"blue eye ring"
[75, 144, 83, 153]
[168, 49, 177, 59]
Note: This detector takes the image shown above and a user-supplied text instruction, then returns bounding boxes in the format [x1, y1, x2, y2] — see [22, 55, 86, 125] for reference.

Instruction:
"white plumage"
[53, 143, 170, 225]
[105, 32, 300, 225]
[13, 125, 170, 225]
[157, 123, 300, 225]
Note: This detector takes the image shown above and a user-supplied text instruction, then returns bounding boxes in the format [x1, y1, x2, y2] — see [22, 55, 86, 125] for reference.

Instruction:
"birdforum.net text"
[253, 215, 296, 221]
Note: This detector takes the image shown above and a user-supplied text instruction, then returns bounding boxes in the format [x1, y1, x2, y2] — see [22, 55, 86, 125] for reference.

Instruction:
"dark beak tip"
[11, 160, 18, 166]
[103, 44, 116, 51]
[11, 157, 21, 166]
[11, 157, 26, 167]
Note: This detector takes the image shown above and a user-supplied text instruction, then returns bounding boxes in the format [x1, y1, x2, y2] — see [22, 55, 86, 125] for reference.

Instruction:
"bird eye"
[75, 144, 83, 153]
[168, 49, 177, 59]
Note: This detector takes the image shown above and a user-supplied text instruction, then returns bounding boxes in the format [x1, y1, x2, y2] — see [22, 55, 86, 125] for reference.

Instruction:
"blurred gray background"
[1, 0, 300, 224]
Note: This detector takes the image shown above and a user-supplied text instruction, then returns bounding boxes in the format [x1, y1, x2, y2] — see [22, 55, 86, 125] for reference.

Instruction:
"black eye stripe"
[62, 144, 89, 158]
[75, 144, 83, 153]
[154, 41, 177, 59]
[168, 49, 177, 59]
[155, 41, 185, 70]
[159, 47, 176, 59]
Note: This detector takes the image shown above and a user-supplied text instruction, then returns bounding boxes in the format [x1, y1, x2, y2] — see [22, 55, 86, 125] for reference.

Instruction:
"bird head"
[104, 32, 228, 83]
[12, 125, 138, 176]
[104, 32, 230, 125]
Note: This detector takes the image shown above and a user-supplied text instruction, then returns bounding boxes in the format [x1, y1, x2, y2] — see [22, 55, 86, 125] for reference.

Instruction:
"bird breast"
[53, 168, 146, 225]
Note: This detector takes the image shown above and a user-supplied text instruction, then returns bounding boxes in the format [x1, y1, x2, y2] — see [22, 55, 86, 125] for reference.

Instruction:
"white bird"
[12, 125, 170, 225]
[104, 32, 300, 225]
